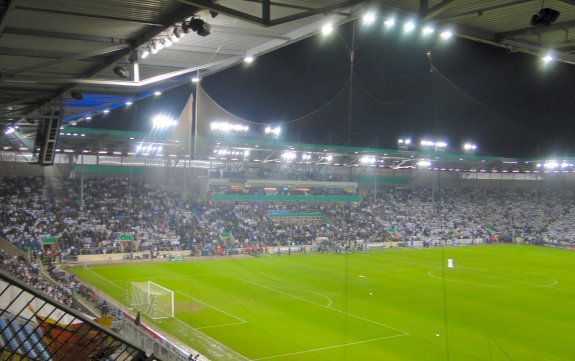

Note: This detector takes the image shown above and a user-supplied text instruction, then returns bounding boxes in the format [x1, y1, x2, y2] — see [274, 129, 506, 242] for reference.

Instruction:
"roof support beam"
[8, 44, 131, 76]
[263, 0, 271, 24]
[497, 19, 575, 39]
[421, 0, 459, 20]
[2, 27, 130, 44]
[435, 0, 533, 21]
[0, 0, 16, 40]
[268, 0, 361, 27]
[15, 6, 165, 27]
[175, 0, 266, 26]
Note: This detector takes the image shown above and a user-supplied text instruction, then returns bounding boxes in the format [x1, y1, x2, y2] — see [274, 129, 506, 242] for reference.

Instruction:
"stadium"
[1, 1, 575, 361]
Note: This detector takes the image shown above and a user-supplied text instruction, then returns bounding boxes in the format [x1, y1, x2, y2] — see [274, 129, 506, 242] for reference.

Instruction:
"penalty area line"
[176, 290, 247, 325]
[252, 333, 409, 360]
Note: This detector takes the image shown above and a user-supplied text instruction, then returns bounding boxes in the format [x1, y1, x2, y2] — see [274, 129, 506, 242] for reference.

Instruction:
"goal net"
[130, 281, 174, 320]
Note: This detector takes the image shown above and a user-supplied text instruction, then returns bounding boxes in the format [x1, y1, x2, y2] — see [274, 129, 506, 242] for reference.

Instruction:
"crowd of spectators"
[1, 176, 575, 259]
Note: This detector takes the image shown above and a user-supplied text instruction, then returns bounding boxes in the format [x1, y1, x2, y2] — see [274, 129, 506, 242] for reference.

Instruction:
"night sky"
[202, 21, 575, 158]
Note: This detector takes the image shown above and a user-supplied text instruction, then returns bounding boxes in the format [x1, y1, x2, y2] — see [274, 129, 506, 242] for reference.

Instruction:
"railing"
[0, 269, 155, 361]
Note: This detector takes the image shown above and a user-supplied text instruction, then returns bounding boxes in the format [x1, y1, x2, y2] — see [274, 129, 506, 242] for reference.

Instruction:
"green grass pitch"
[70, 245, 575, 361]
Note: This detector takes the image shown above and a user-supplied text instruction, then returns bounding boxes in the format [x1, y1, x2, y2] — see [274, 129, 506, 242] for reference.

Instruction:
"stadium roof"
[2, 0, 575, 143]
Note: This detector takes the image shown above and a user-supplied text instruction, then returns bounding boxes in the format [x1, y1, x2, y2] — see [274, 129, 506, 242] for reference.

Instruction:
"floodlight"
[154, 91, 162, 96]
[360, 155, 376, 164]
[140, 48, 150, 59]
[126, 101, 133, 106]
[417, 160, 431, 167]
[362, 11, 376, 25]
[103, 109, 110, 114]
[384, 18, 395, 28]
[544, 161, 559, 169]
[422, 25, 435, 35]
[322, 22, 334, 36]
[113, 66, 130, 79]
[531, 8, 560, 26]
[436, 141, 447, 148]
[153, 115, 177, 128]
[3, 126, 16, 135]
[191, 76, 200, 83]
[403, 21, 416, 32]
[244, 56, 254, 64]
[184, 18, 211, 37]
[325, 154, 333, 162]
[265, 126, 281, 136]
[86, 116, 92, 120]
[421, 140, 435, 146]
[440, 30, 453, 40]
[282, 151, 296, 161]
[542, 54, 554, 63]
[463, 143, 477, 151]
[210, 121, 249, 132]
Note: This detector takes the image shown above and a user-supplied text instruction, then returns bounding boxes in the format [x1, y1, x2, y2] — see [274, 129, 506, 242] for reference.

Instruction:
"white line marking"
[224, 274, 409, 336]
[427, 269, 558, 288]
[266, 286, 333, 308]
[252, 333, 408, 360]
[176, 290, 247, 324]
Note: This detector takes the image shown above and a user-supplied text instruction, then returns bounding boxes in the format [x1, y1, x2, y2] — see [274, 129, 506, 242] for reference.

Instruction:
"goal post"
[129, 281, 174, 320]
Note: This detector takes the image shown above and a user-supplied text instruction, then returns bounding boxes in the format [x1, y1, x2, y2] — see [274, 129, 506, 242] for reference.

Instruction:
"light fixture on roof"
[162, 38, 173, 48]
[3, 125, 16, 135]
[113, 66, 130, 79]
[103, 109, 110, 114]
[154, 91, 162, 96]
[244, 55, 254, 64]
[384, 17, 395, 28]
[126, 101, 133, 106]
[140, 48, 150, 59]
[86, 116, 92, 120]
[321, 22, 334, 36]
[422, 25, 435, 35]
[183, 18, 211, 37]
[542, 53, 554, 63]
[403, 20, 416, 32]
[440, 30, 453, 40]
[191, 76, 200, 83]
[531, 8, 560, 26]
[362, 11, 376, 25]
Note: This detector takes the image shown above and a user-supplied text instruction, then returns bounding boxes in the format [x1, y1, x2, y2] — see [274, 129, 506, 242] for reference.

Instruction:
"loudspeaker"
[34, 110, 61, 166]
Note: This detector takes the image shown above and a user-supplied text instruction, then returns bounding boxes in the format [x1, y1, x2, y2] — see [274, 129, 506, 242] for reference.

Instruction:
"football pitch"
[70, 245, 575, 361]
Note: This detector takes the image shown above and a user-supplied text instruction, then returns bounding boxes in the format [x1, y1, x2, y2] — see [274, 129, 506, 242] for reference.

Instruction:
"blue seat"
[22, 322, 51, 361]
[8, 317, 38, 360]
[0, 317, 20, 355]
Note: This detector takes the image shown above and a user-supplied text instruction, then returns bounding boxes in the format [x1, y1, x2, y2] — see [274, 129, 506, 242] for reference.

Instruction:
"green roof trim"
[354, 176, 409, 185]
[212, 195, 362, 202]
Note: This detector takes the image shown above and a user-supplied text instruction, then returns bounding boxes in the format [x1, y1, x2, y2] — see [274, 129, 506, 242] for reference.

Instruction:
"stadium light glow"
[464, 143, 477, 151]
[360, 155, 376, 164]
[421, 140, 435, 146]
[191, 76, 200, 83]
[154, 91, 162, 96]
[86, 116, 92, 120]
[542, 53, 554, 63]
[362, 11, 376, 25]
[417, 160, 431, 167]
[152, 115, 177, 128]
[103, 109, 110, 114]
[264, 126, 281, 136]
[282, 151, 297, 161]
[325, 154, 333, 162]
[384, 18, 395, 28]
[422, 25, 435, 35]
[544, 161, 559, 169]
[403, 21, 416, 32]
[210, 121, 249, 132]
[321, 22, 334, 36]
[126, 101, 133, 106]
[436, 141, 448, 148]
[3, 126, 16, 135]
[244, 55, 254, 64]
[440, 30, 453, 40]
[302, 153, 312, 161]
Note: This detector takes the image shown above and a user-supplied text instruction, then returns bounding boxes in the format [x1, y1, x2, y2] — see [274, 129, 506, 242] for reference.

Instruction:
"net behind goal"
[130, 281, 174, 320]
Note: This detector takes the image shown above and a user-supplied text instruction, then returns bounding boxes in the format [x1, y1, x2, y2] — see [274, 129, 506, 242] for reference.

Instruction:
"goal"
[129, 281, 174, 320]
